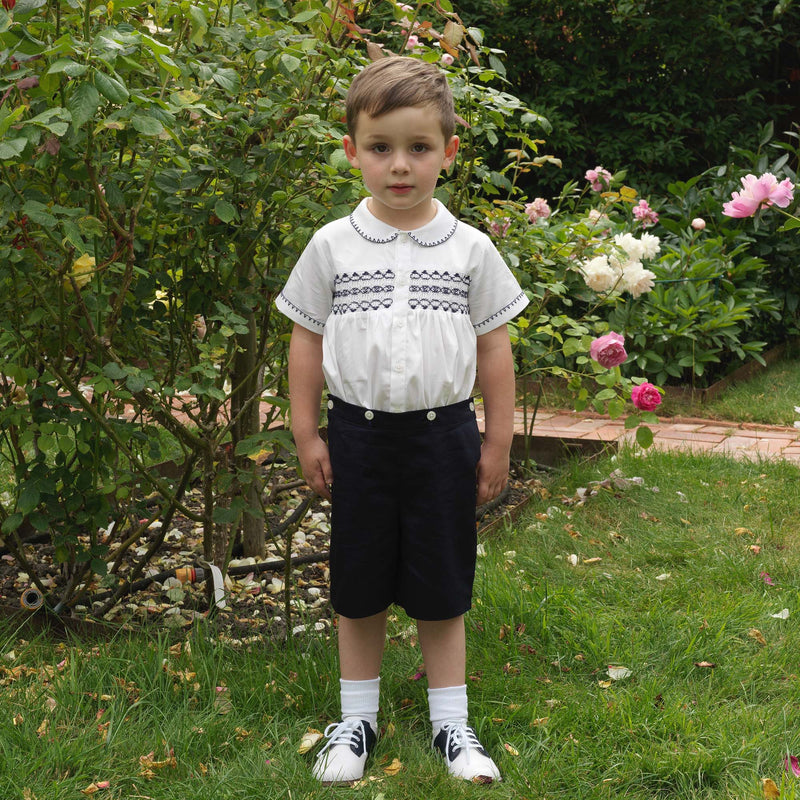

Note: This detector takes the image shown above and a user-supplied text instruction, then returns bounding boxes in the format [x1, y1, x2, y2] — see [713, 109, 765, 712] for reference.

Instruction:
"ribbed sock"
[428, 684, 468, 736]
[340, 677, 380, 730]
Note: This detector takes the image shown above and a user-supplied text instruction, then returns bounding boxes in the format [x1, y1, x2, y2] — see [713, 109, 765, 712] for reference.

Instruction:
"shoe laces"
[318, 719, 368, 757]
[440, 721, 482, 765]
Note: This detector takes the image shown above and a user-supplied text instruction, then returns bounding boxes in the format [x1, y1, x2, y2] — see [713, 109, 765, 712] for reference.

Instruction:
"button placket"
[388, 235, 412, 411]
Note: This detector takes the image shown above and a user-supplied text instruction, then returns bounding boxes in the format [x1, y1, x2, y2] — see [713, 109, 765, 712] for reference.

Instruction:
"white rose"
[639, 232, 661, 259]
[622, 265, 656, 298]
[581, 256, 617, 292]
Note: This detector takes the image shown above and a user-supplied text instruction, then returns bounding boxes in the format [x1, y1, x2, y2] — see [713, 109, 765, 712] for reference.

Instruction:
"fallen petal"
[503, 742, 519, 756]
[297, 729, 323, 754]
[762, 777, 780, 799]
[383, 757, 403, 775]
[748, 628, 767, 646]
[771, 608, 790, 619]
[607, 666, 632, 680]
[785, 755, 800, 777]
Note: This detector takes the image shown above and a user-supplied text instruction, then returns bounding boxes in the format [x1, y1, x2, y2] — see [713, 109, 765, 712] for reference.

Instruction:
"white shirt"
[276, 198, 529, 413]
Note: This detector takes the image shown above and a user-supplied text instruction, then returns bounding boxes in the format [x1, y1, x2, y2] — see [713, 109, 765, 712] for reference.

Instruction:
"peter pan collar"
[349, 198, 458, 247]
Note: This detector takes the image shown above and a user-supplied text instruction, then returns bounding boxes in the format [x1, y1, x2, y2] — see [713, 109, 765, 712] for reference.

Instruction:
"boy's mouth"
[389, 184, 413, 194]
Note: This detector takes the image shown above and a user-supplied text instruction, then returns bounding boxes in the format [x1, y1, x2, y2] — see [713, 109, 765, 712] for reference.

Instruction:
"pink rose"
[631, 382, 662, 412]
[632, 199, 659, 227]
[722, 172, 795, 218]
[585, 166, 612, 192]
[589, 332, 627, 368]
[524, 197, 551, 222]
[440, 53, 455, 66]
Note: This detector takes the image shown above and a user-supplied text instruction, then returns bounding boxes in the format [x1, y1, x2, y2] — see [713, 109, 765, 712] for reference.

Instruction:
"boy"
[276, 55, 528, 786]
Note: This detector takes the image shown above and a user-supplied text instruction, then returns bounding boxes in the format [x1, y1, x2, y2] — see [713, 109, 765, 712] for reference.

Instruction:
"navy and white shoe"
[433, 722, 502, 783]
[312, 718, 377, 785]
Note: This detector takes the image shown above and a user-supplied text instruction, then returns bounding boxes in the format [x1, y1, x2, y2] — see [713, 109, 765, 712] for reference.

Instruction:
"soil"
[0, 465, 544, 643]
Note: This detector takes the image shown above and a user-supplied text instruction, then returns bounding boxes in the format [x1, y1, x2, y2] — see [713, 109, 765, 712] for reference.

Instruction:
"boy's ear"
[342, 135, 360, 169]
[442, 135, 459, 169]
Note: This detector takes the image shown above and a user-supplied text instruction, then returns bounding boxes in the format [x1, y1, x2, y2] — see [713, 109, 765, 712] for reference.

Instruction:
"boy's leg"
[312, 612, 387, 785]
[418, 615, 502, 784]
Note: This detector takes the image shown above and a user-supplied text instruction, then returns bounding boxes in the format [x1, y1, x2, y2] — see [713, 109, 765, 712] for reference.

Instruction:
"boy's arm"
[475, 324, 516, 507]
[288, 323, 332, 500]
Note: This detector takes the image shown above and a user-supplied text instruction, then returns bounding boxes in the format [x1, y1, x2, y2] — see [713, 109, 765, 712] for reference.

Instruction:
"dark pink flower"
[590, 332, 627, 368]
[760, 571, 775, 586]
[2, 0, 16, 11]
[723, 172, 795, 218]
[785, 756, 800, 777]
[631, 382, 661, 412]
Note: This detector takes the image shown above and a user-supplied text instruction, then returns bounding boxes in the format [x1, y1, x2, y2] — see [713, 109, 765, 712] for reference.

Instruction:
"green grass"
[3, 447, 800, 799]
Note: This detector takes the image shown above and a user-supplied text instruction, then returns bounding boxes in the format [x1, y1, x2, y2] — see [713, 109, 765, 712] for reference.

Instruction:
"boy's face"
[343, 104, 459, 230]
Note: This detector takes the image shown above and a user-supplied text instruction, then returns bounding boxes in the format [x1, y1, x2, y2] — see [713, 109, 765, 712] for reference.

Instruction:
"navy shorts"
[326, 396, 482, 621]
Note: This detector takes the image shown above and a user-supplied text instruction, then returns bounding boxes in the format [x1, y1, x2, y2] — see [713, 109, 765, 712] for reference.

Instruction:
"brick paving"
[474, 407, 800, 465]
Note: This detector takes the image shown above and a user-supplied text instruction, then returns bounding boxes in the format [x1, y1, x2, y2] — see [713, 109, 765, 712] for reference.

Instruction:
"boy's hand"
[476, 442, 509, 507]
[296, 435, 333, 501]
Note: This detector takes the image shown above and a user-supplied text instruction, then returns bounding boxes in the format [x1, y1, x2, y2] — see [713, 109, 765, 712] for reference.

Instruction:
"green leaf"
[212, 68, 240, 93]
[0, 137, 26, 160]
[279, 53, 302, 73]
[778, 216, 800, 232]
[0, 106, 26, 137]
[131, 115, 164, 136]
[214, 198, 237, 223]
[17, 485, 40, 514]
[1, 513, 23, 535]
[21, 200, 58, 227]
[636, 426, 654, 449]
[94, 70, 129, 104]
[188, 5, 208, 45]
[67, 82, 101, 129]
[291, 8, 319, 22]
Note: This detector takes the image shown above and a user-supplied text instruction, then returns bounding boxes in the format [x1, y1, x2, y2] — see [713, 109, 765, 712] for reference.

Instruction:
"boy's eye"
[372, 144, 389, 153]
[411, 144, 428, 153]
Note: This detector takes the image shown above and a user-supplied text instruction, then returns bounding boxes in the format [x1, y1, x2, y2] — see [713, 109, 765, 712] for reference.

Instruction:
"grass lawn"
[3, 446, 800, 799]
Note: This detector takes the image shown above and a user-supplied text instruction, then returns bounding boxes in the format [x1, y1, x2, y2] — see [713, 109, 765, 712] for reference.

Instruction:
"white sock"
[340, 678, 380, 730]
[428, 684, 468, 736]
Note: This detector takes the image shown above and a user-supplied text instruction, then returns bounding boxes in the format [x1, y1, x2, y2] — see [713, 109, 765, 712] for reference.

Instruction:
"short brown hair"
[346, 56, 456, 142]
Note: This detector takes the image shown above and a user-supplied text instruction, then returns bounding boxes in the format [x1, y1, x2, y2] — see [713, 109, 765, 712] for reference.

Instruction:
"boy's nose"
[390, 154, 410, 173]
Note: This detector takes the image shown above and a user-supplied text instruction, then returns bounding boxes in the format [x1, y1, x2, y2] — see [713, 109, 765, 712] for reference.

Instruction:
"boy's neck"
[366, 197, 439, 232]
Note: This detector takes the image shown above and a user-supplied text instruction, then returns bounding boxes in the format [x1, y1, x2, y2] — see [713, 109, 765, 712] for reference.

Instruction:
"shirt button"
[364, 410, 374, 421]
[427, 411, 437, 421]
[394, 363, 403, 372]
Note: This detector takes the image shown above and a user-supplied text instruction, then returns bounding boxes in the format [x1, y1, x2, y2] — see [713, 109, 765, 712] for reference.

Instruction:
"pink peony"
[632, 199, 659, 227]
[525, 197, 551, 222]
[590, 332, 627, 368]
[440, 53, 454, 66]
[631, 382, 662, 412]
[405, 34, 421, 50]
[722, 172, 795, 218]
[585, 166, 612, 192]
[691, 217, 706, 230]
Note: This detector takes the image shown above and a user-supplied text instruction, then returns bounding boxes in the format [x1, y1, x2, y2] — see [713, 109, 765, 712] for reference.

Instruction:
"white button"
[427, 411, 436, 421]
[364, 410, 374, 421]
[394, 363, 403, 372]
[327, 400, 334, 410]
[469, 402, 475, 411]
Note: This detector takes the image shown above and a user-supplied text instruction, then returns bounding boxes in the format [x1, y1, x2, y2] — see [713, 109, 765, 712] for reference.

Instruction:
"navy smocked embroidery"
[409, 269, 470, 315]
[332, 269, 395, 316]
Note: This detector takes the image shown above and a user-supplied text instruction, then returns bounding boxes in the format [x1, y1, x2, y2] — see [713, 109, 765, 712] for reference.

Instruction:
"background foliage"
[455, 0, 800, 194]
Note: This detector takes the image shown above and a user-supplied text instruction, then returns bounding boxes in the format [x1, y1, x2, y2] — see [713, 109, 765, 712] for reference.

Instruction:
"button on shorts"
[326, 396, 482, 621]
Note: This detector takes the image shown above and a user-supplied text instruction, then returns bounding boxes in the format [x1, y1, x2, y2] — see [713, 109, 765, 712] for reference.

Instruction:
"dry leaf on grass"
[762, 777, 780, 799]
[749, 628, 767, 646]
[383, 758, 403, 776]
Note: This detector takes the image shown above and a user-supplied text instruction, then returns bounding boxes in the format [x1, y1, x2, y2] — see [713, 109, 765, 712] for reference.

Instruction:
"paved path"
[475, 407, 800, 465]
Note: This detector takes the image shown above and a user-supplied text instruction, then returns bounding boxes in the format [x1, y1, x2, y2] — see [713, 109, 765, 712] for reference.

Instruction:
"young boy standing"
[276, 56, 528, 786]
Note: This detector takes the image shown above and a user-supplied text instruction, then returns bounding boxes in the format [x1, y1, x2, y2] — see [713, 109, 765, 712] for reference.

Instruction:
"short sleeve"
[468, 235, 529, 333]
[275, 234, 334, 333]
